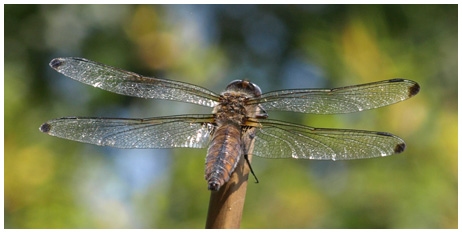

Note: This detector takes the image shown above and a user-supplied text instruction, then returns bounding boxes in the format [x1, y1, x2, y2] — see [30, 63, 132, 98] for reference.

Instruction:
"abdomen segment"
[205, 123, 242, 191]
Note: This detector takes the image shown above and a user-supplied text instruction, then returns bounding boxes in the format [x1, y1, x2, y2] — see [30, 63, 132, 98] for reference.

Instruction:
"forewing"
[250, 119, 405, 160]
[39, 115, 216, 149]
[249, 79, 420, 114]
[49, 57, 220, 107]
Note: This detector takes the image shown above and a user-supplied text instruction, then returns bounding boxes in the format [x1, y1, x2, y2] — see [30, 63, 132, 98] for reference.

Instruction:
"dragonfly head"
[225, 80, 262, 97]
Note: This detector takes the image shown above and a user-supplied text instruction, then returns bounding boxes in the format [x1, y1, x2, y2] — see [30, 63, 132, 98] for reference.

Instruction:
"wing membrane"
[250, 119, 405, 160]
[248, 79, 420, 114]
[49, 57, 220, 107]
[40, 114, 216, 149]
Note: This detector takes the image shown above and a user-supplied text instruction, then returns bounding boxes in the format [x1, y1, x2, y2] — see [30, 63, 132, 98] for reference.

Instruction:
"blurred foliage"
[4, 4, 457, 229]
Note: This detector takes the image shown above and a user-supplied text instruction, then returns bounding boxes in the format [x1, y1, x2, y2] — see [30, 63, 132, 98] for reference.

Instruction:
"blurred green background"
[4, 5, 457, 228]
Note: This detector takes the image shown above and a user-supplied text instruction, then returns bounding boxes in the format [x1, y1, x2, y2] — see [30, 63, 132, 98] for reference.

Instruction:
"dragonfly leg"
[244, 154, 259, 184]
[256, 105, 268, 119]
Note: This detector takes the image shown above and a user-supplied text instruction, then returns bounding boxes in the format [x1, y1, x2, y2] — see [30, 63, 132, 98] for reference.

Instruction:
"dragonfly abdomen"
[205, 123, 242, 191]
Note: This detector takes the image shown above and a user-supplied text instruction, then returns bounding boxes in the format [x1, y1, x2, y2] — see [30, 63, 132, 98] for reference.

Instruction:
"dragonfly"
[40, 57, 420, 191]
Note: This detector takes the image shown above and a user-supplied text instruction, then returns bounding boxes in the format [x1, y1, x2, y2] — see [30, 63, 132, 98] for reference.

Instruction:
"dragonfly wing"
[250, 119, 405, 160]
[50, 57, 220, 107]
[39, 114, 216, 149]
[248, 79, 420, 114]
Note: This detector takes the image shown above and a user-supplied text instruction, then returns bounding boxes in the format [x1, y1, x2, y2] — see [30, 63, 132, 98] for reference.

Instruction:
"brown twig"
[205, 153, 253, 229]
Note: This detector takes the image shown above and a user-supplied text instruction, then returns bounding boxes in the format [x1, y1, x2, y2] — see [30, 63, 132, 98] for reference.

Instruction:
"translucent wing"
[250, 119, 405, 160]
[49, 57, 220, 107]
[39, 114, 216, 149]
[248, 79, 420, 114]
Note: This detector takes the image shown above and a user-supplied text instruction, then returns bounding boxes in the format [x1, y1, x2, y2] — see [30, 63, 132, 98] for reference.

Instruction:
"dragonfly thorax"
[214, 93, 248, 125]
[213, 80, 262, 125]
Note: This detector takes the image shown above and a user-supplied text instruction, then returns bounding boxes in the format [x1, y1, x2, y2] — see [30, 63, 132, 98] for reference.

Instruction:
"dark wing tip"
[49, 58, 64, 69]
[394, 143, 406, 154]
[39, 122, 51, 133]
[408, 82, 420, 98]
[388, 79, 420, 98]
[375, 132, 406, 154]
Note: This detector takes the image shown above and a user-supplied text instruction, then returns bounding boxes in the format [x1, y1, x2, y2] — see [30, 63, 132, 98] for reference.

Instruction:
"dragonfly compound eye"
[225, 80, 262, 97]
